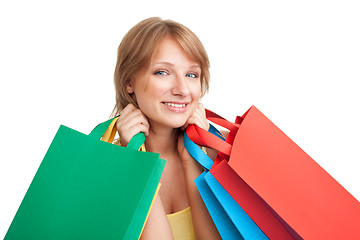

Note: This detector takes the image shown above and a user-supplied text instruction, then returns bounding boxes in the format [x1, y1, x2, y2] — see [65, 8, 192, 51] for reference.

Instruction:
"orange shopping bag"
[187, 106, 360, 240]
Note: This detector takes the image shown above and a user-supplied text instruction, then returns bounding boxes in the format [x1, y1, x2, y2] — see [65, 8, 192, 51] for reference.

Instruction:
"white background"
[1, 0, 359, 237]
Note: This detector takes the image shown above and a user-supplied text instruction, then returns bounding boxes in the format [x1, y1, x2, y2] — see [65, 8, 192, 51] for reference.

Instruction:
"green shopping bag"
[5, 117, 165, 240]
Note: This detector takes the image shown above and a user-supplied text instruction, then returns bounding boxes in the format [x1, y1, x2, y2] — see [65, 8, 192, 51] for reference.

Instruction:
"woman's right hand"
[116, 104, 150, 147]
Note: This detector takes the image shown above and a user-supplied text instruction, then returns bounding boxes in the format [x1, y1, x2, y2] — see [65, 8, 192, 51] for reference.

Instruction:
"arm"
[183, 147, 221, 239]
[178, 104, 222, 239]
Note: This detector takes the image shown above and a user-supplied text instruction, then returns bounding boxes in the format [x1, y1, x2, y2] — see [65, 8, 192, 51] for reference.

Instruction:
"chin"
[170, 122, 187, 129]
[165, 119, 188, 129]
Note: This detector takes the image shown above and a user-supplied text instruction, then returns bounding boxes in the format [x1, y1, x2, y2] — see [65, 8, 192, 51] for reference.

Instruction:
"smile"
[162, 102, 188, 113]
[163, 102, 187, 108]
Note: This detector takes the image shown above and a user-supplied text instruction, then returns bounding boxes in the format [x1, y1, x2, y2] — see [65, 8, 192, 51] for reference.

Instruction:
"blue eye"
[154, 70, 168, 76]
[186, 73, 198, 78]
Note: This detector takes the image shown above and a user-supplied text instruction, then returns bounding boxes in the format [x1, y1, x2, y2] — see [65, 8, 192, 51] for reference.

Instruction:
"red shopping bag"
[187, 106, 360, 240]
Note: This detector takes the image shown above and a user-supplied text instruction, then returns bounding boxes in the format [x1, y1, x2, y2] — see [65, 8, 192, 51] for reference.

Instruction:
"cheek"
[144, 76, 170, 93]
[188, 84, 201, 112]
[134, 81, 167, 112]
[190, 81, 202, 101]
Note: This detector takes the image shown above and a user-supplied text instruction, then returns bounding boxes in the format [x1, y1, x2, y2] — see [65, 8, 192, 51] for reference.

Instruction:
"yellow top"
[167, 207, 196, 240]
[110, 125, 196, 239]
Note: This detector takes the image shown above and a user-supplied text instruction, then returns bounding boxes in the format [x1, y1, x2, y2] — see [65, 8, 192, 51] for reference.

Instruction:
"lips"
[162, 102, 189, 113]
[163, 102, 187, 108]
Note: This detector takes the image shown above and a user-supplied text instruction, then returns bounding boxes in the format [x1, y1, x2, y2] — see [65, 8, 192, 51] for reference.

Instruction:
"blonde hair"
[112, 17, 210, 116]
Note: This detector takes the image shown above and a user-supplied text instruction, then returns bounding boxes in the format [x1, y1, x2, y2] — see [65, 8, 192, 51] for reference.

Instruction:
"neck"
[144, 122, 181, 157]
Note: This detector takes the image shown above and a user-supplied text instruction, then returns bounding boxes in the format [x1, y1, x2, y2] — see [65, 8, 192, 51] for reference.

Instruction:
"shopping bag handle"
[126, 132, 146, 151]
[187, 125, 232, 156]
[89, 117, 117, 140]
[205, 109, 239, 133]
[184, 124, 224, 171]
[186, 109, 241, 156]
[89, 117, 145, 151]
[101, 117, 119, 143]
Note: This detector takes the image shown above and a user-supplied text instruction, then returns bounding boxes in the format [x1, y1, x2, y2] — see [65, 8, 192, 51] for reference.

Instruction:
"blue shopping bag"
[184, 124, 268, 240]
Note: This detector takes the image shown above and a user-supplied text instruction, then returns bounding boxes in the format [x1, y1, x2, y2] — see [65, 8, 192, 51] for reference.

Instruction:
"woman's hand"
[181, 103, 209, 131]
[116, 103, 150, 147]
[178, 103, 209, 169]
[177, 103, 222, 239]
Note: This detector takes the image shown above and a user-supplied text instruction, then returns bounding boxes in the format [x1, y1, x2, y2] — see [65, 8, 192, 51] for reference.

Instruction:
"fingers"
[198, 103, 206, 116]
[118, 109, 150, 132]
[183, 103, 209, 131]
[116, 104, 150, 146]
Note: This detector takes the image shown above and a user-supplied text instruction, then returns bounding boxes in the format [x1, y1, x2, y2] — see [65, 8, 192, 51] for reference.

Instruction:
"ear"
[126, 80, 134, 94]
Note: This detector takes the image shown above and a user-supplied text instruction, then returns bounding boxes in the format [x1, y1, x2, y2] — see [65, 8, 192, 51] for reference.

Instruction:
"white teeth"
[164, 102, 186, 108]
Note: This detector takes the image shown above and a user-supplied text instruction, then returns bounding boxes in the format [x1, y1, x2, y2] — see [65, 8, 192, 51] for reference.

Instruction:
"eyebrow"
[154, 61, 174, 66]
[154, 61, 200, 68]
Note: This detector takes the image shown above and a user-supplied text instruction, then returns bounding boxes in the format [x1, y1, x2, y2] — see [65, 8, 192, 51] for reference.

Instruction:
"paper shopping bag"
[184, 125, 268, 240]
[5, 117, 166, 240]
[186, 106, 360, 240]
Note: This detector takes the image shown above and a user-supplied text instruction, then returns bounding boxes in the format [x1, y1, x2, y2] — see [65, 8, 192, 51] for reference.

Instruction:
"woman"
[112, 17, 221, 239]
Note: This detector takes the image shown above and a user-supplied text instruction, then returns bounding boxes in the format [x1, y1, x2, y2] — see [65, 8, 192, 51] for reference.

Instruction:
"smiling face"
[127, 36, 202, 129]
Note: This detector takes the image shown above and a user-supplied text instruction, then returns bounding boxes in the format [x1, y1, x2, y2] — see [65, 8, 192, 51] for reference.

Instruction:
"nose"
[171, 74, 190, 96]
